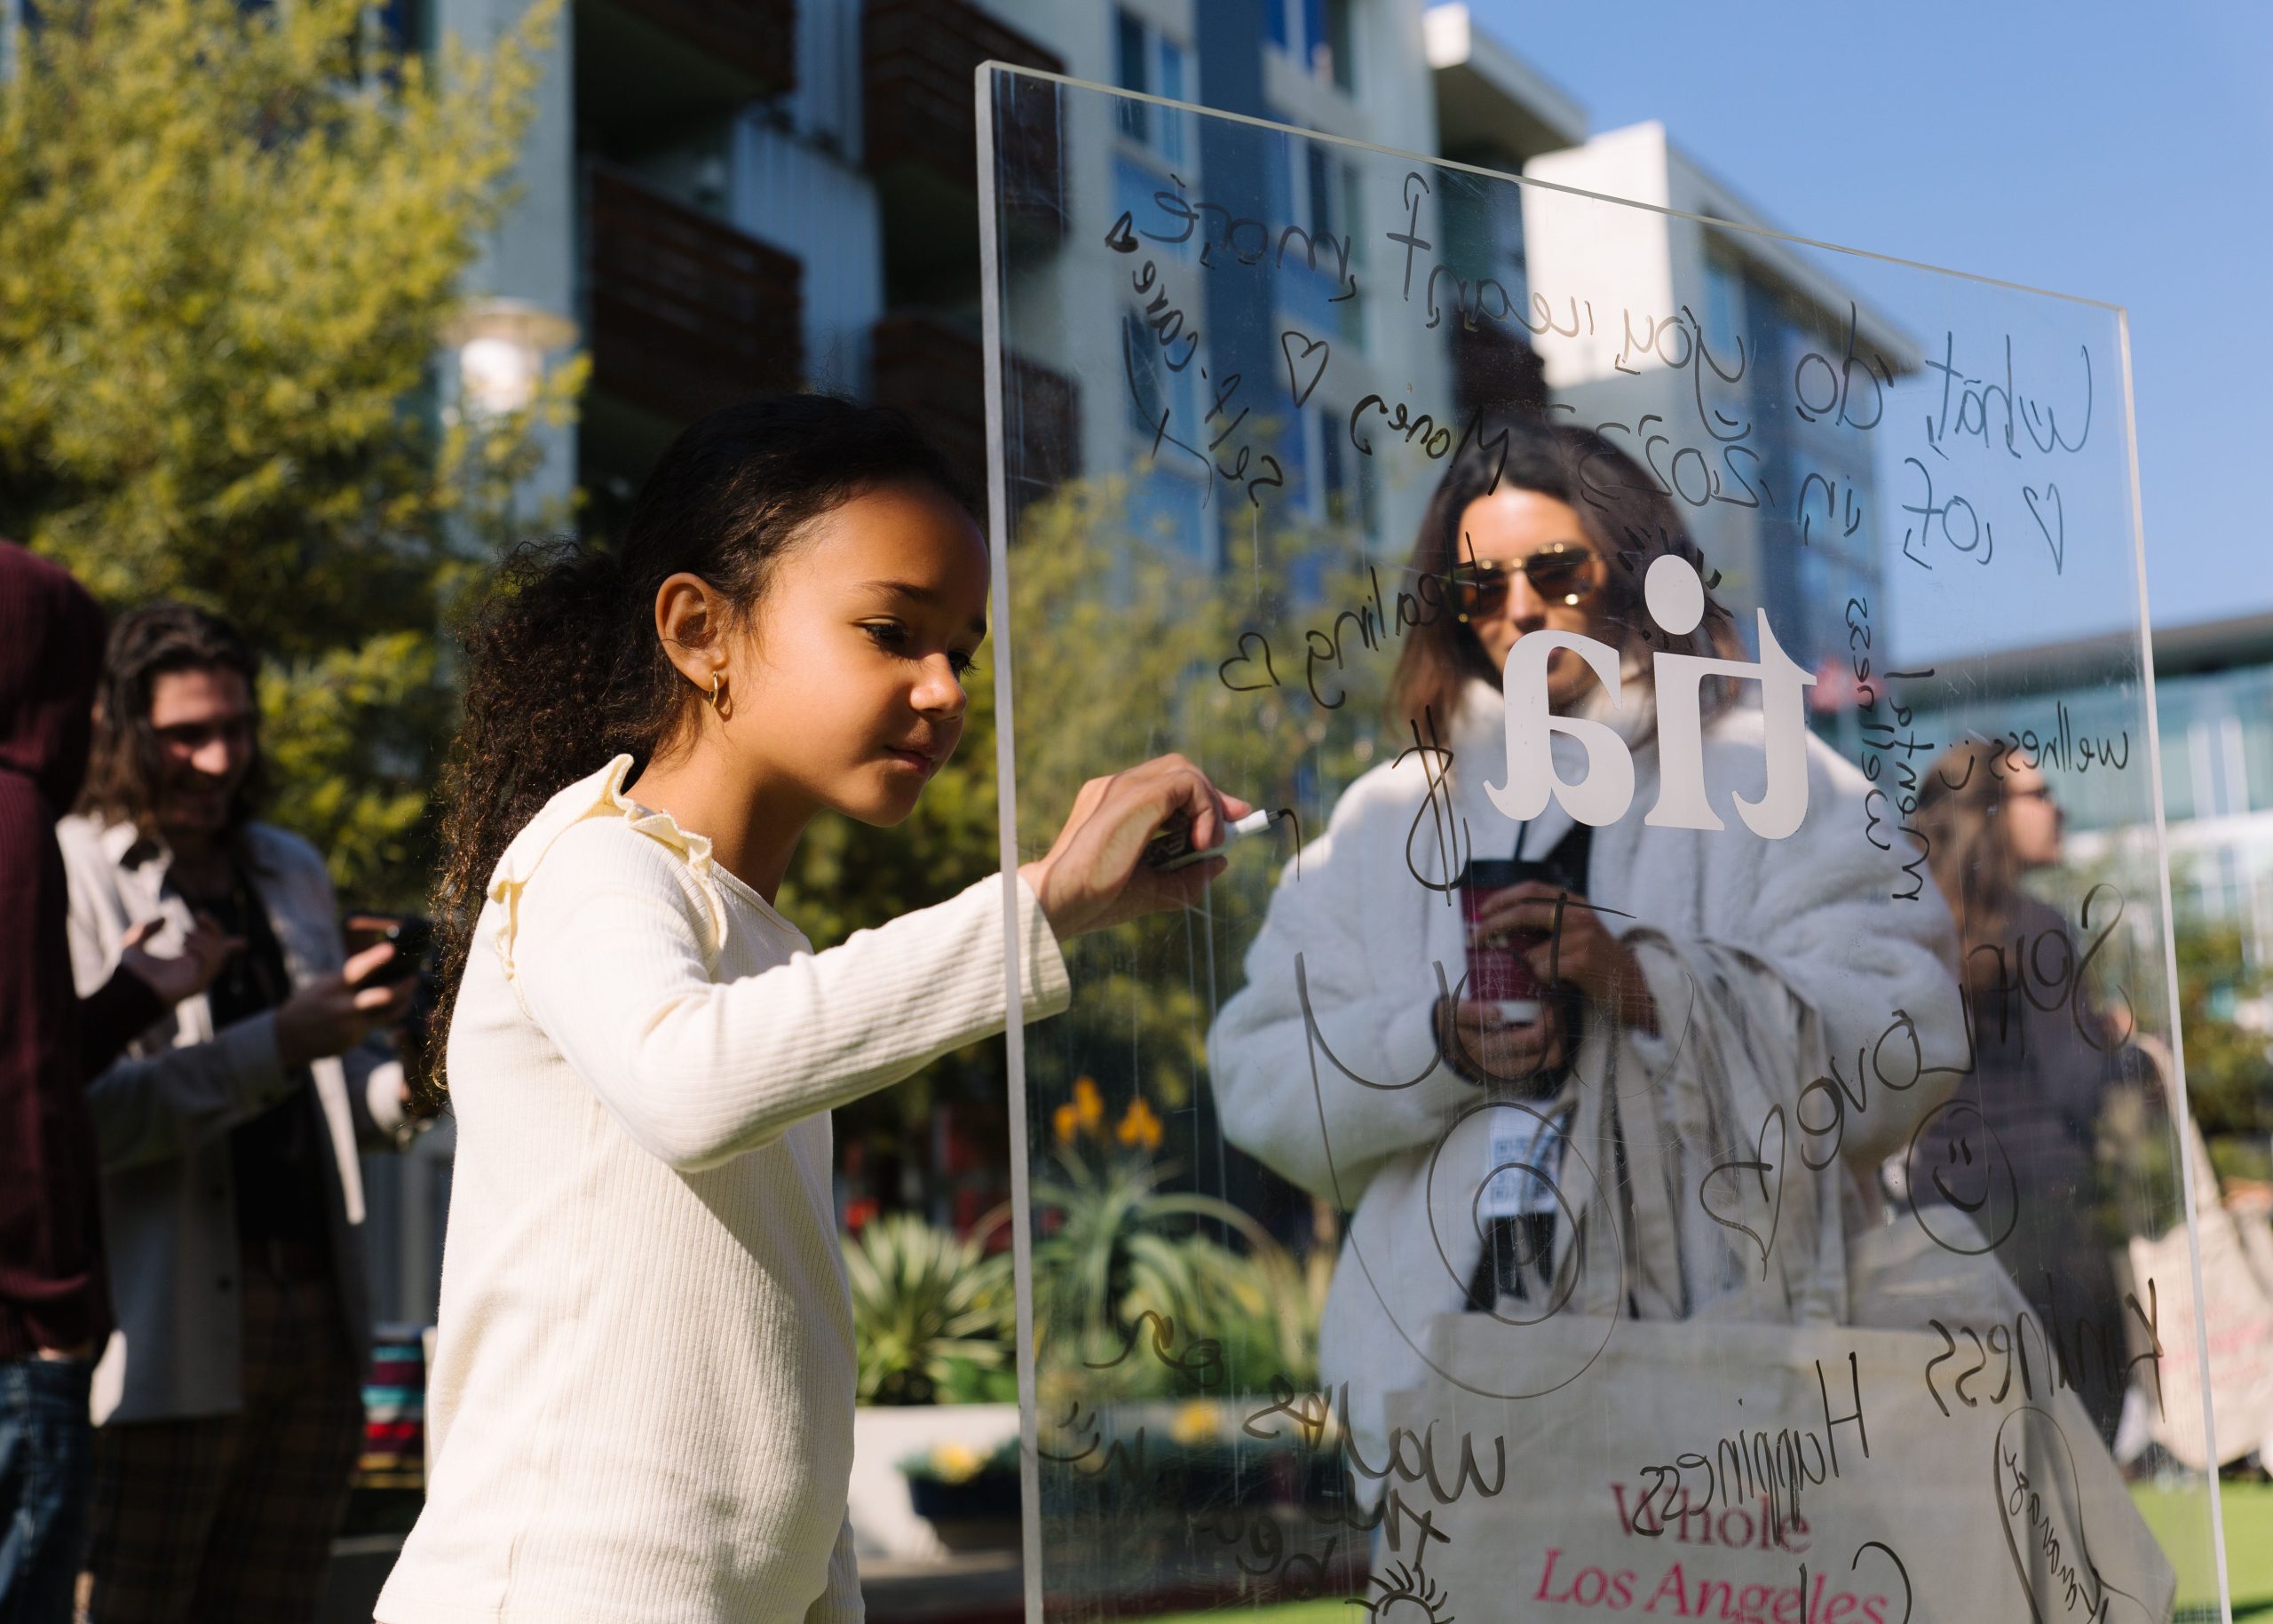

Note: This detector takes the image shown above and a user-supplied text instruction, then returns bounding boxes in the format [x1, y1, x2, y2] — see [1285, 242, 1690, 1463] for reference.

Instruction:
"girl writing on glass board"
[375, 396, 1242, 1624]
[1209, 418, 1966, 1473]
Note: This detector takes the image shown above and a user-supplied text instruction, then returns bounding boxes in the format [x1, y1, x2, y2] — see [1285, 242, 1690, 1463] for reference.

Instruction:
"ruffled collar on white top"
[485, 753, 797, 982]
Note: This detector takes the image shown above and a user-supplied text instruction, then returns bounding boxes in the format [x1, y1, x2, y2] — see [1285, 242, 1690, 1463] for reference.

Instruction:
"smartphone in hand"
[342, 913, 436, 988]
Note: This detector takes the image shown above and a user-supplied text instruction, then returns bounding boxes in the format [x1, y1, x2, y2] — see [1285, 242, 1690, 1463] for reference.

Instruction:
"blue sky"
[1467, 0, 2270, 654]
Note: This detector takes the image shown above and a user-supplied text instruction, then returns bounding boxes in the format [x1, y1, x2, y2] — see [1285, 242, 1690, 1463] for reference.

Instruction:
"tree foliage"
[2174, 907, 2273, 1143]
[0, 0, 580, 907]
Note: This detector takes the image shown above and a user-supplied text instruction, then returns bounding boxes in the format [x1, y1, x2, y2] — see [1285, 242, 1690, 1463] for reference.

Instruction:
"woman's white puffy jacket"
[1208, 677, 1965, 1468]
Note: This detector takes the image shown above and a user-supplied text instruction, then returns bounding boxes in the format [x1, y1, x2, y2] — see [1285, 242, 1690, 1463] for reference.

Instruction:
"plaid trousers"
[80, 1258, 361, 1624]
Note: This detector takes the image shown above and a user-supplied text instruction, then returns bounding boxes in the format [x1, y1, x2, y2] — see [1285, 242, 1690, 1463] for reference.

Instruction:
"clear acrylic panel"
[979, 65, 2231, 1624]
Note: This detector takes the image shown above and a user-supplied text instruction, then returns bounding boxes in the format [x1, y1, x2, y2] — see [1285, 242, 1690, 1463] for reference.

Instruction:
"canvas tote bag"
[1380, 1206, 2177, 1624]
[2116, 1041, 2273, 1471]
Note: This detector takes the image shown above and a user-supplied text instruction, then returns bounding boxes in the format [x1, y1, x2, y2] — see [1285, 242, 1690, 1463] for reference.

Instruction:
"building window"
[1702, 251, 1746, 356]
[1320, 405, 1365, 529]
[1156, 37, 1187, 164]
[2241, 671, 2273, 814]
[1115, 10, 1190, 163]
[1264, 0, 1354, 93]
[1279, 139, 1357, 246]
[1123, 312, 1163, 438]
[1488, 186, 1524, 297]
[1264, 137, 1363, 337]
[2163, 712, 2200, 824]
[369, 0, 427, 51]
[1122, 305, 1200, 442]
[1115, 11, 1149, 143]
[1436, 173, 1524, 314]
[1305, 145, 1334, 238]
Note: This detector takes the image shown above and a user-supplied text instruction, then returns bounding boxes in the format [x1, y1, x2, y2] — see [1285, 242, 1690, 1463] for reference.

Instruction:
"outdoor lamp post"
[442, 297, 579, 417]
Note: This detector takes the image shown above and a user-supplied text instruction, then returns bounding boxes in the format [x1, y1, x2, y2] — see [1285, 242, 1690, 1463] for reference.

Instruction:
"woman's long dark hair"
[78, 602, 270, 837]
[424, 395, 970, 1090]
[1389, 416, 1742, 731]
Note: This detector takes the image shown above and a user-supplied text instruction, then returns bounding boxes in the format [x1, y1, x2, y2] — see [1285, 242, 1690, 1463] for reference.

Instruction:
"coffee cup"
[1461, 859, 1557, 1026]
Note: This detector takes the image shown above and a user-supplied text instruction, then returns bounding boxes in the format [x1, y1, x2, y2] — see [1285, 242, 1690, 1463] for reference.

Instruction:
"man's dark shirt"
[182, 861, 331, 1259]
[0, 542, 162, 1359]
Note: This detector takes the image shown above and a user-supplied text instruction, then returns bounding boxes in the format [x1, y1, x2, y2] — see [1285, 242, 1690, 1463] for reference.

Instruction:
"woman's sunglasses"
[1450, 543, 1600, 622]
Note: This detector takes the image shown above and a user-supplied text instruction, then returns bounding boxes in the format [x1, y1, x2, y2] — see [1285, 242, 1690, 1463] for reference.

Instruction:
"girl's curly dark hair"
[422, 394, 971, 1091]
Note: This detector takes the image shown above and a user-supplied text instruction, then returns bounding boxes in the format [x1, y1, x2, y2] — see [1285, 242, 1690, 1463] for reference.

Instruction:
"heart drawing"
[1218, 630, 1280, 693]
[1699, 1104, 1786, 1279]
[2024, 481, 2064, 574]
[1281, 329, 1331, 409]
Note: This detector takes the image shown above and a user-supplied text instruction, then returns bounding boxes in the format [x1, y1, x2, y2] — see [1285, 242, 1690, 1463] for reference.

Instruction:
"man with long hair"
[59, 603, 420, 1622]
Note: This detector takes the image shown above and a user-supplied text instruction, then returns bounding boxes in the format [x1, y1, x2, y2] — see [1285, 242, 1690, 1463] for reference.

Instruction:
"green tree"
[2174, 909, 2273, 1147]
[0, 0, 581, 907]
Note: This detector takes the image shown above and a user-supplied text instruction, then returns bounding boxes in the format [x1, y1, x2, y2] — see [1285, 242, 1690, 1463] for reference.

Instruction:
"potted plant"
[898, 1436, 1023, 1550]
[843, 1214, 1015, 1406]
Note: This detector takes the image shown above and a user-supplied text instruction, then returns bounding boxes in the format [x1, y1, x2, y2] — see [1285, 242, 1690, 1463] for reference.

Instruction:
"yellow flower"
[1052, 1102, 1080, 1145]
[1072, 1075, 1105, 1133]
[929, 1440, 985, 1485]
[1115, 1096, 1163, 1153]
[1169, 1400, 1221, 1446]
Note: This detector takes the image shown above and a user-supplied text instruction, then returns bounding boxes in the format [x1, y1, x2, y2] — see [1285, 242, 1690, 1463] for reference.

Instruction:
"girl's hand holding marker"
[1144, 805, 1286, 871]
[1018, 756, 1254, 938]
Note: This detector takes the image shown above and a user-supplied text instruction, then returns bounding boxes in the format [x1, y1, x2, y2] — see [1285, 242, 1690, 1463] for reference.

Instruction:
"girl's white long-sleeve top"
[376, 757, 1069, 1624]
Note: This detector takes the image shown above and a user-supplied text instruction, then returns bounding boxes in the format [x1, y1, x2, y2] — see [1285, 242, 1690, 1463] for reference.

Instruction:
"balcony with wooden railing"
[864, 0, 1062, 188]
[863, 0, 1066, 300]
[574, 0, 795, 147]
[869, 312, 1079, 506]
[584, 165, 804, 429]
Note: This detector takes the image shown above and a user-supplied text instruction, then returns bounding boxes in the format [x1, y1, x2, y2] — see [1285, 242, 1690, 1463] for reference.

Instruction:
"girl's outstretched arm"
[511, 817, 1068, 1171]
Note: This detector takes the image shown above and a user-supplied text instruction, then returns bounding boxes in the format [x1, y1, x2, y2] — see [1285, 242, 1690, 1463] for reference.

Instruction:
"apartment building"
[262, 0, 1928, 1317]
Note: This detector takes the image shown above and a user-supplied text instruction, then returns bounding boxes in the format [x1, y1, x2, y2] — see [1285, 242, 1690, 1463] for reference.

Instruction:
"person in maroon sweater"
[0, 543, 228, 1622]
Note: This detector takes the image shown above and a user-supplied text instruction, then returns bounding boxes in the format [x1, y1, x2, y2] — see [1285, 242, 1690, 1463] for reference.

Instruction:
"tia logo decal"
[1488, 556, 1815, 840]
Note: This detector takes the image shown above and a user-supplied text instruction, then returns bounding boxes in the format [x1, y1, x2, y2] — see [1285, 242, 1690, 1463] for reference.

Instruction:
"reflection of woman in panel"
[1912, 740, 2137, 1442]
[1209, 419, 1963, 1468]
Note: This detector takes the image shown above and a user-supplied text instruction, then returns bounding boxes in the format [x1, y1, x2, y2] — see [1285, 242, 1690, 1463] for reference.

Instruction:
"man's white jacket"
[59, 814, 408, 1423]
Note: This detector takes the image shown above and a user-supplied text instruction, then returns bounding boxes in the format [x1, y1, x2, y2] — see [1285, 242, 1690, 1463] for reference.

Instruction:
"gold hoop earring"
[704, 672, 725, 709]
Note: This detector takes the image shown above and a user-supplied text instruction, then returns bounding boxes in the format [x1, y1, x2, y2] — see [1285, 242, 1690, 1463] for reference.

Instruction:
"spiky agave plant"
[843, 1215, 1014, 1405]
[1028, 1145, 1299, 1396]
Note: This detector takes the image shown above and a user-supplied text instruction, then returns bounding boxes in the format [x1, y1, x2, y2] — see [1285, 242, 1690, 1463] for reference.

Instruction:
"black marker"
[1144, 807, 1286, 871]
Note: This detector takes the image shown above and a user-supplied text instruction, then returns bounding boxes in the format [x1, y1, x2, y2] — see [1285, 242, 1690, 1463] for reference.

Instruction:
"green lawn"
[2134, 1478, 2273, 1620]
[1140, 1482, 2273, 1623]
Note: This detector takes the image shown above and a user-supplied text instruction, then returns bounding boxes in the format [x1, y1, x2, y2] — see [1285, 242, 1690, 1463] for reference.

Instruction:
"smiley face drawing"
[1906, 1098, 2021, 1254]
